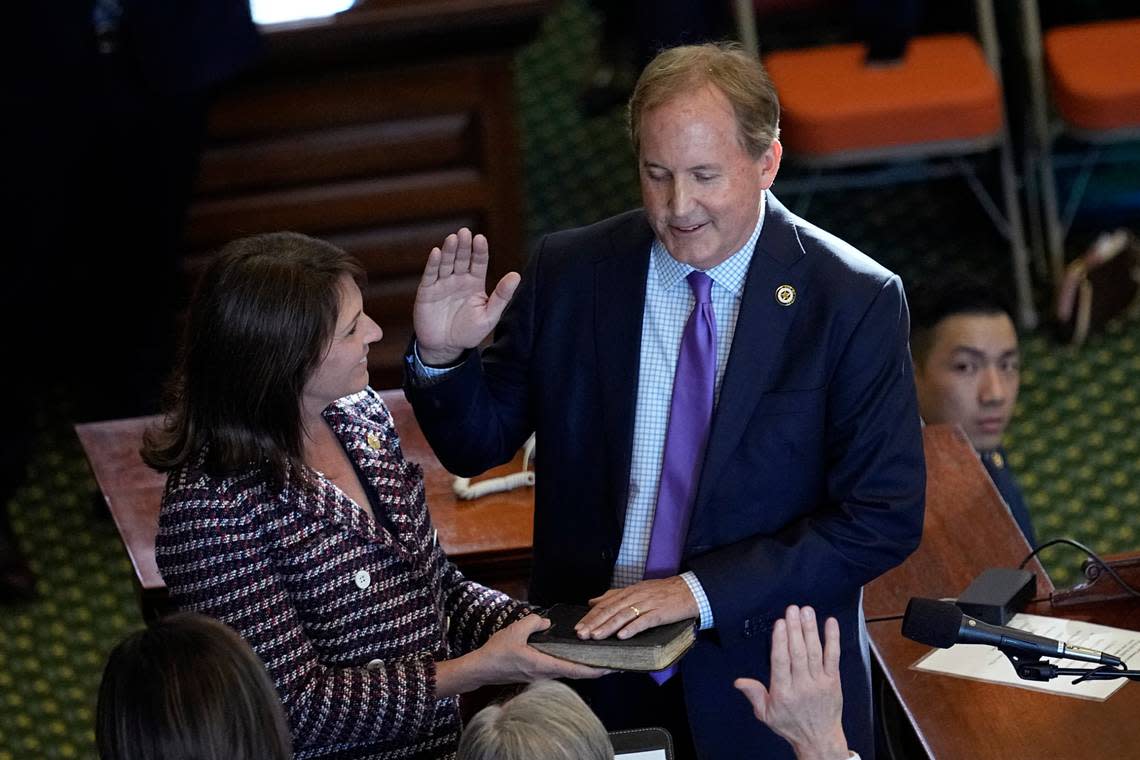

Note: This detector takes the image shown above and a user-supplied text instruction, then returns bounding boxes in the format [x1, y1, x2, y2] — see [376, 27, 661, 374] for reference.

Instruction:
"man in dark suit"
[405, 43, 924, 760]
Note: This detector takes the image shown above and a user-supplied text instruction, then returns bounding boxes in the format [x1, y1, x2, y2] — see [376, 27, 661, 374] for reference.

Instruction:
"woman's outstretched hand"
[435, 615, 609, 697]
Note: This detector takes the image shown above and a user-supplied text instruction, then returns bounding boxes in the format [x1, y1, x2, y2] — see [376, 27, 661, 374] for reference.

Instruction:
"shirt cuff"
[680, 571, 714, 630]
[406, 342, 461, 386]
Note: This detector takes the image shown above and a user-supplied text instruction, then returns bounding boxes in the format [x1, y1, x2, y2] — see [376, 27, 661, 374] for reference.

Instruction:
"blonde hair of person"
[628, 41, 781, 160]
[457, 680, 613, 760]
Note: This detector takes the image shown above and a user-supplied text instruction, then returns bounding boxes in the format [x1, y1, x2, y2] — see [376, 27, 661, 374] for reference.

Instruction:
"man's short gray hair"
[629, 42, 781, 160]
[457, 680, 613, 760]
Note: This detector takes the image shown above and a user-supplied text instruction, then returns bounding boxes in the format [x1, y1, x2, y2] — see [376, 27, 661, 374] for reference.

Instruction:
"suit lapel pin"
[775, 284, 796, 306]
[367, 432, 382, 450]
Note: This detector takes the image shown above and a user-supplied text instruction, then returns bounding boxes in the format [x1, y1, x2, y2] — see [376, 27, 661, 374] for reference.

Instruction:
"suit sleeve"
[156, 485, 446, 751]
[687, 275, 925, 648]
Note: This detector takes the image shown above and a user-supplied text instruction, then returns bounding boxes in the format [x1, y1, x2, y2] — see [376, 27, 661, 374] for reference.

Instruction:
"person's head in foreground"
[734, 605, 853, 760]
[909, 275, 1020, 452]
[143, 231, 381, 484]
[95, 612, 292, 760]
[628, 41, 782, 270]
[457, 680, 613, 760]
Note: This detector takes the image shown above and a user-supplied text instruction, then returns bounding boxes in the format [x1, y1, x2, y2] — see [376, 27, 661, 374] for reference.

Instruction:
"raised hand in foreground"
[734, 606, 852, 760]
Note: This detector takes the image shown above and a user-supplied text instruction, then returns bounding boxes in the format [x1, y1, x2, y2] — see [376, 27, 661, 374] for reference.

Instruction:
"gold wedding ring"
[629, 605, 642, 618]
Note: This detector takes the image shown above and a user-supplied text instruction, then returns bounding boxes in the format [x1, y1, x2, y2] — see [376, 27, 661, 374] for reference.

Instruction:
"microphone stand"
[1001, 649, 1140, 684]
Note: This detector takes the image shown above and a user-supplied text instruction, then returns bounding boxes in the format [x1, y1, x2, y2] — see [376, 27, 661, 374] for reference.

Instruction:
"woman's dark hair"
[95, 612, 292, 760]
[142, 231, 362, 486]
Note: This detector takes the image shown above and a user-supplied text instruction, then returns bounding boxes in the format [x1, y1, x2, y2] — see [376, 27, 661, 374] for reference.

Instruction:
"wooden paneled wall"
[182, 1, 547, 386]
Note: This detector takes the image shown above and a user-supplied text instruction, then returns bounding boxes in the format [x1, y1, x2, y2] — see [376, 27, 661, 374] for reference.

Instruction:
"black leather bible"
[528, 604, 696, 671]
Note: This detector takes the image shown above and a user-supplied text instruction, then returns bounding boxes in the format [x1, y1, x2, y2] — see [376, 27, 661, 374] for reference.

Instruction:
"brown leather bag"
[1054, 229, 1140, 346]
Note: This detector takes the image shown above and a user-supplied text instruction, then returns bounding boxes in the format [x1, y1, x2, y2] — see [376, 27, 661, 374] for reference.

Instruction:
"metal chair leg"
[998, 132, 1038, 330]
[1038, 144, 1066, 286]
[731, 0, 759, 57]
[1022, 142, 1050, 281]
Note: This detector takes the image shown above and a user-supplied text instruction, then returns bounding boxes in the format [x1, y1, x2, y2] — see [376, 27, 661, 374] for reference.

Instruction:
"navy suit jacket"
[982, 447, 1037, 547]
[406, 193, 925, 759]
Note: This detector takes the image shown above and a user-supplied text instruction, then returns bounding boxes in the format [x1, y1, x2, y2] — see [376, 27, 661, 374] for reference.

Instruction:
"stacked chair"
[732, 0, 1038, 328]
[1016, 1, 1140, 286]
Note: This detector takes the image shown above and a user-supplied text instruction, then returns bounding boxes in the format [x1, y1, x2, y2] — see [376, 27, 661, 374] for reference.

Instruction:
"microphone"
[902, 597, 1124, 668]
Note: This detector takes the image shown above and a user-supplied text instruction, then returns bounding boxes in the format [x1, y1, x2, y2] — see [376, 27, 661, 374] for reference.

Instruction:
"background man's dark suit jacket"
[406, 193, 926, 759]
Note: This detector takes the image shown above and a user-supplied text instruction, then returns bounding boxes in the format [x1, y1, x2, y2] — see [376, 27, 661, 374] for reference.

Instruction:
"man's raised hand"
[414, 228, 520, 366]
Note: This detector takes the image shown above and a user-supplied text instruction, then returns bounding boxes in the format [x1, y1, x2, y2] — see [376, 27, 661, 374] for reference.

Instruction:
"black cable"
[1008, 653, 1140, 684]
[1018, 537, 1140, 600]
[1022, 663, 1140, 684]
[865, 613, 904, 624]
[1070, 667, 1140, 684]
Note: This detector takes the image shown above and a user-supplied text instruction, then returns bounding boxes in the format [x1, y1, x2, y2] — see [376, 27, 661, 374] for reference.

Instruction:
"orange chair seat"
[1044, 19, 1140, 132]
[764, 34, 1002, 157]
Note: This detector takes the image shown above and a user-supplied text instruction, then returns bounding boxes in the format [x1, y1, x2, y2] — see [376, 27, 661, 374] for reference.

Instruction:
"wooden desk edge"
[75, 419, 167, 593]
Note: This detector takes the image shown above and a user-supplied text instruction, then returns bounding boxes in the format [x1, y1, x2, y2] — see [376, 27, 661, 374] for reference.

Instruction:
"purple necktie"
[645, 271, 716, 683]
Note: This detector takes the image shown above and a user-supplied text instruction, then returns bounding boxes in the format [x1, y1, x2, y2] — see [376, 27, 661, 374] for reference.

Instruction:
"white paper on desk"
[911, 612, 1140, 701]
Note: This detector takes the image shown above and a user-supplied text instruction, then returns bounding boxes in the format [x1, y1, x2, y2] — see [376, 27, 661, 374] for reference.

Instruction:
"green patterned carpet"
[0, 415, 139, 759]
[1013, 328, 1140, 545]
[3, 2, 1138, 757]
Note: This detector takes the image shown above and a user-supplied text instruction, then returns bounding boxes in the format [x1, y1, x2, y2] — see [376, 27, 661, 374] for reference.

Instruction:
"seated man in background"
[909, 276, 1037, 546]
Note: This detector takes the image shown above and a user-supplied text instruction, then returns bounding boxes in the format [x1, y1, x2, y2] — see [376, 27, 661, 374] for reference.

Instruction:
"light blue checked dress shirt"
[412, 202, 765, 631]
[611, 206, 765, 631]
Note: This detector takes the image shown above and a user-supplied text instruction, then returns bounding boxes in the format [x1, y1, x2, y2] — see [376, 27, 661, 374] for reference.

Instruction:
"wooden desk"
[869, 600, 1140, 759]
[76, 389, 534, 620]
[865, 425, 1140, 758]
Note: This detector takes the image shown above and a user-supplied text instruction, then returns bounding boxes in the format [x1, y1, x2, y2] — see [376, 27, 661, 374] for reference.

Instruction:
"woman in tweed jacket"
[145, 233, 602, 760]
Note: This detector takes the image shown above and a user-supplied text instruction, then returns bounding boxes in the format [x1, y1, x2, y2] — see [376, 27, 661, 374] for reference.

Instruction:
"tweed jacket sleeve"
[438, 558, 531, 654]
[155, 388, 528, 757]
